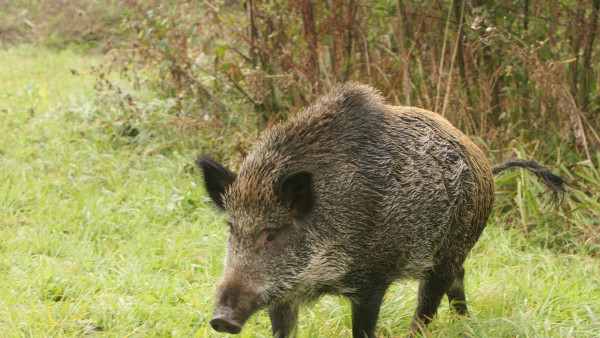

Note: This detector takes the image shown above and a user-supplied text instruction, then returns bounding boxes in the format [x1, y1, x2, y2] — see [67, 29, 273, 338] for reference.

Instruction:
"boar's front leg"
[350, 287, 388, 338]
[269, 301, 298, 338]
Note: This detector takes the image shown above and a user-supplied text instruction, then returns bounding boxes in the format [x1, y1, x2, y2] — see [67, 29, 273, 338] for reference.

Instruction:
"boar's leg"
[409, 268, 456, 334]
[445, 265, 468, 315]
[269, 301, 298, 338]
[350, 287, 388, 338]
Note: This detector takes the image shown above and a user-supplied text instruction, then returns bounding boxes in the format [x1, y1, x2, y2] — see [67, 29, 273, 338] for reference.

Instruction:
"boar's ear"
[196, 155, 236, 210]
[277, 171, 313, 219]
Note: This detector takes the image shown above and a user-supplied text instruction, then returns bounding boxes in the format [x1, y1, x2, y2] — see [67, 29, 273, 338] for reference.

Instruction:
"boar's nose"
[210, 307, 242, 334]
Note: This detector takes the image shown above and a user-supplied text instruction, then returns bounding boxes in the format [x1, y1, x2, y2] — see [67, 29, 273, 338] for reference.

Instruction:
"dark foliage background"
[96, 0, 600, 162]
[2, 1, 598, 158]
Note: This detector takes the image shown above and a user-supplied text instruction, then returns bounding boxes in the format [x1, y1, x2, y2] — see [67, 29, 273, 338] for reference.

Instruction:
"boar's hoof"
[210, 314, 242, 334]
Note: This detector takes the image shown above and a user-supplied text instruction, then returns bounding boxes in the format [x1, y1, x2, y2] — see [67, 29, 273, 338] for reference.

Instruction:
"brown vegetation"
[95, 0, 599, 163]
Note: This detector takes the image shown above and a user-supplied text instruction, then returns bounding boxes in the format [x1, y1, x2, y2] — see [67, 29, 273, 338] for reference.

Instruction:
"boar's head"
[197, 155, 314, 334]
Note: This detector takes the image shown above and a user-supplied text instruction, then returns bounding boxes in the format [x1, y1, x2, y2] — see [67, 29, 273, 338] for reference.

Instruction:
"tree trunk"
[397, 0, 411, 105]
[577, 0, 600, 109]
[452, 0, 472, 107]
[300, 0, 320, 93]
[569, 0, 585, 101]
[246, 0, 258, 68]
[342, 0, 358, 82]
[523, 0, 529, 33]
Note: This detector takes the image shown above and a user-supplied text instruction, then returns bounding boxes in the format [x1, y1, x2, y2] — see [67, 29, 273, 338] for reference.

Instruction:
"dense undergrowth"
[97, 0, 600, 161]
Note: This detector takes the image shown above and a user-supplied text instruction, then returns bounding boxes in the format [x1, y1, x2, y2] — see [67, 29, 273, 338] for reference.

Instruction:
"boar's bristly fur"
[198, 83, 567, 338]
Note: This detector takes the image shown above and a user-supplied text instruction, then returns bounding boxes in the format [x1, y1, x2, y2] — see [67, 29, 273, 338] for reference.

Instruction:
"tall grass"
[0, 46, 599, 336]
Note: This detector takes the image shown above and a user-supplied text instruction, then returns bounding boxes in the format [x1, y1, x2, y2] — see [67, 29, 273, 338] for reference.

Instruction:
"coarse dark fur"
[197, 83, 567, 337]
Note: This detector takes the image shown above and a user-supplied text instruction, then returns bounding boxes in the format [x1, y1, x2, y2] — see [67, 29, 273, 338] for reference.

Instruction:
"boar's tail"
[492, 159, 568, 205]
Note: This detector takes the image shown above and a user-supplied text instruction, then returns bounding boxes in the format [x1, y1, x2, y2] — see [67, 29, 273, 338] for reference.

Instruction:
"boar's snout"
[210, 308, 242, 334]
[210, 274, 260, 334]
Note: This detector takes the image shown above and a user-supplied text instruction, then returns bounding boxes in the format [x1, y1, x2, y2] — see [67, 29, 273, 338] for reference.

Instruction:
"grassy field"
[0, 46, 599, 337]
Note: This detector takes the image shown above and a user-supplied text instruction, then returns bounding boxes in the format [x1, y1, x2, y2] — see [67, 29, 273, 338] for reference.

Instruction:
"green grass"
[1, 46, 599, 337]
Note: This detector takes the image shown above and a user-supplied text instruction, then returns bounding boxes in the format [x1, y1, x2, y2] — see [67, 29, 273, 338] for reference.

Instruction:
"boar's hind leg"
[409, 268, 457, 334]
[269, 301, 298, 338]
[350, 287, 388, 338]
[446, 265, 468, 315]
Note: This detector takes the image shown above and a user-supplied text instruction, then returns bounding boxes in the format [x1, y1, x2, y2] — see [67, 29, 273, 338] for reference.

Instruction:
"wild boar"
[197, 83, 566, 337]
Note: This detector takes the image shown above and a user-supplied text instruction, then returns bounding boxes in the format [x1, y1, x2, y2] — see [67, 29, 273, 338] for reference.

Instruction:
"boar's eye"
[260, 230, 281, 251]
